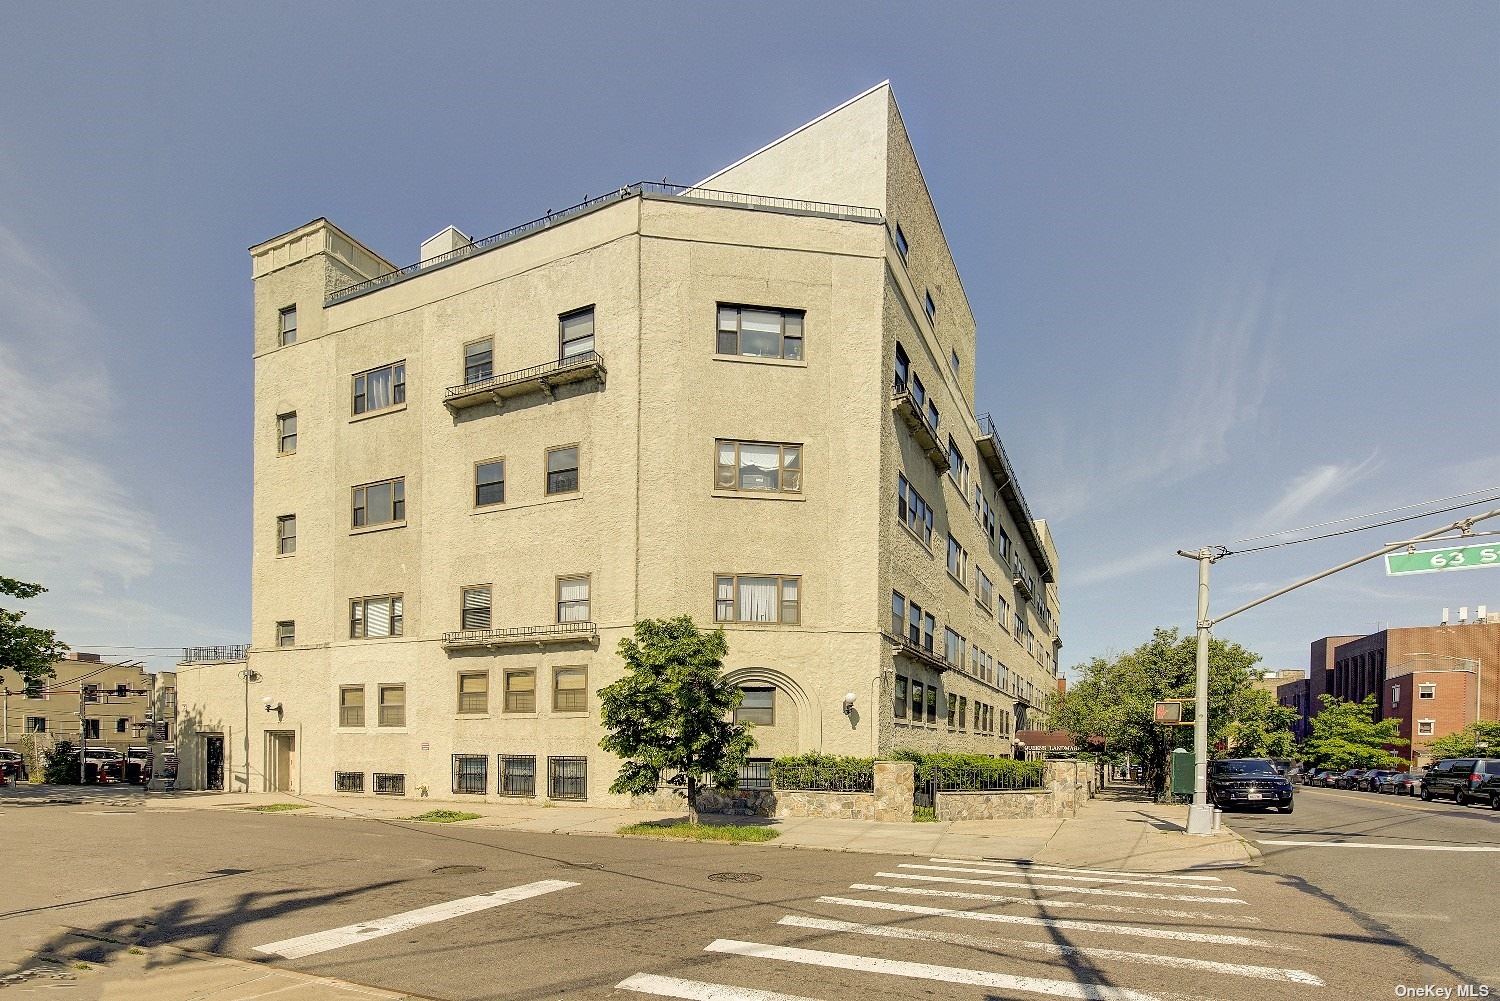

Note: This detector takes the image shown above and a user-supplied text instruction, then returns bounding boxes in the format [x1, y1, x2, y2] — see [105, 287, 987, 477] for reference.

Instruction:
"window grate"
[373, 772, 405, 796]
[547, 756, 587, 800]
[452, 754, 488, 795]
[498, 755, 537, 797]
[334, 771, 365, 793]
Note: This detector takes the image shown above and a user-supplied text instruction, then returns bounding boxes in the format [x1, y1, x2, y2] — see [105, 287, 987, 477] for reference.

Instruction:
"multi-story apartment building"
[174, 83, 1063, 801]
[2, 653, 153, 756]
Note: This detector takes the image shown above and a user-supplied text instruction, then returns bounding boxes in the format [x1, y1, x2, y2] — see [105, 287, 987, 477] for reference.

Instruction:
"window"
[891, 591, 907, 638]
[947, 436, 970, 489]
[1392, 685, 1401, 707]
[457, 672, 489, 714]
[350, 595, 403, 638]
[339, 686, 364, 727]
[277, 515, 296, 555]
[452, 754, 487, 795]
[25, 716, 46, 733]
[560, 307, 596, 358]
[997, 595, 1010, 631]
[906, 599, 922, 644]
[554, 667, 587, 712]
[958, 696, 968, 731]
[716, 304, 804, 361]
[498, 754, 536, 796]
[998, 528, 1012, 564]
[115, 718, 128, 733]
[980, 496, 996, 543]
[546, 445, 579, 495]
[976, 569, 994, 610]
[944, 627, 964, 669]
[504, 669, 536, 713]
[82, 684, 99, 703]
[277, 412, 297, 454]
[894, 675, 908, 719]
[946, 535, 968, 584]
[1418, 683, 1436, 699]
[278, 305, 297, 346]
[714, 575, 800, 624]
[378, 685, 405, 727]
[557, 575, 591, 622]
[335, 771, 364, 793]
[947, 693, 958, 729]
[464, 339, 493, 384]
[460, 586, 492, 631]
[1417, 719, 1435, 736]
[374, 773, 405, 796]
[735, 686, 775, 725]
[893, 342, 910, 393]
[275, 620, 295, 648]
[926, 685, 937, 723]
[352, 477, 405, 528]
[950, 349, 960, 376]
[352, 362, 406, 415]
[923, 611, 936, 652]
[715, 440, 802, 494]
[548, 756, 588, 800]
[475, 459, 505, 507]
[84, 719, 101, 739]
[923, 290, 936, 322]
[910, 681, 924, 722]
[895, 224, 909, 261]
[897, 474, 935, 546]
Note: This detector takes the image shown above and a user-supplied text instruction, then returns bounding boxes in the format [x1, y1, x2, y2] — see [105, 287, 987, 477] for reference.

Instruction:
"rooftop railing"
[180, 645, 248, 664]
[976, 413, 1053, 582]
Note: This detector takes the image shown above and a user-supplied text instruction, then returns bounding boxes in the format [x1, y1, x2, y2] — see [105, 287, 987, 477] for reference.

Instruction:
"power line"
[1228, 485, 1500, 545]
[1222, 493, 1500, 556]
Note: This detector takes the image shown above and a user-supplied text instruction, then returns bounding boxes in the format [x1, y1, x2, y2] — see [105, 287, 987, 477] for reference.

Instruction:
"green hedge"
[890, 750, 1045, 790]
[771, 752, 875, 792]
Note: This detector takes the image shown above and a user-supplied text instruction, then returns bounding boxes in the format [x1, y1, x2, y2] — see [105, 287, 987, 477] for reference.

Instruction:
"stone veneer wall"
[633, 760, 916, 820]
[934, 760, 1095, 821]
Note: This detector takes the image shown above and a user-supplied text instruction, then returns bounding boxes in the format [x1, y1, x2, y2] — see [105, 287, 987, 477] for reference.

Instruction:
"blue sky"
[1, 4, 1496, 674]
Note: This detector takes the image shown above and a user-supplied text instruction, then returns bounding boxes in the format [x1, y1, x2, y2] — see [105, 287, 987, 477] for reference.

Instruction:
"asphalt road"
[1222, 783, 1500, 987]
[1, 798, 1487, 1000]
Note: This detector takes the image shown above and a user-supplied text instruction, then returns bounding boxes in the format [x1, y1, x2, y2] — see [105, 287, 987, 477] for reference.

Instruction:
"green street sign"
[1385, 542, 1500, 576]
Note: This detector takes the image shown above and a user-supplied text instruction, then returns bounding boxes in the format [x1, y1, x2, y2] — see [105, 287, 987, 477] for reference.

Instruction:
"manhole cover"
[430, 865, 485, 875]
[708, 872, 761, 883]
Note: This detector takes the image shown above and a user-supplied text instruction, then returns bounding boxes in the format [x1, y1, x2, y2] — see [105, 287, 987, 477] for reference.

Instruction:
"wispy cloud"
[1240, 452, 1383, 540]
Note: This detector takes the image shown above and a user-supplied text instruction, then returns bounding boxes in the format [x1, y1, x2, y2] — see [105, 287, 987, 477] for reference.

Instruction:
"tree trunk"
[686, 774, 699, 825]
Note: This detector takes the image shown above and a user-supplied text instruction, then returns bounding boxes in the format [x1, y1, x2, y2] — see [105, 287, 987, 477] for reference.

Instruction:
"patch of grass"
[127, 948, 144, 956]
[618, 822, 779, 843]
[72, 962, 92, 971]
[244, 803, 310, 813]
[913, 805, 938, 823]
[404, 809, 482, 823]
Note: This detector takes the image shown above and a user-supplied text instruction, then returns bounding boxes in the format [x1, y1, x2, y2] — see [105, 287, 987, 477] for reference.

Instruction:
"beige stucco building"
[176, 83, 1063, 802]
[2, 653, 153, 761]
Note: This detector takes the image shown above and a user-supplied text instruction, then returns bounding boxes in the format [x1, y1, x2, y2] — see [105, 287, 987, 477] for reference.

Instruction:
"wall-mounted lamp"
[842, 692, 857, 716]
[262, 698, 284, 721]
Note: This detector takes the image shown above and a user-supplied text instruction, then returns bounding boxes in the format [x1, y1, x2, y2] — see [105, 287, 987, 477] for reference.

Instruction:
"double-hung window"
[893, 342, 910, 393]
[352, 362, 406, 415]
[504, 669, 536, 713]
[350, 595, 403, 638]
[352, 477, 405, 528]
[546, 445, 579, 495]
[460, 585, 491, 631]
[894, 675, 908, 719]
[716, 304, 804, 361]
[560, 307, 595, 358]
[976, 569, 994, 610]
[947, 436, 969, 489]
[277, 515, 296, 555]
[556, 575, 591, 622]
[944, 627, 964, 669]
[946, 535, 968, 584]
[715, 575, 800, 624]
[378, 685, 405, 727]
[897, 474, 934, 546]
[734, 686, 775, 725]
[554, 667, 587, 712]
[715, 440, 801, 494]
[457, 672, 489, 714]
[339, 686, 364, 727]
[1418, 683, 1436, 699]
[278, 306, 297, 346]
[277, 412, 297, 454]
[911, 681, 924, 722]
[464, 339, 493, 384]
[906, 600, 923, 644]
[275, 620, 295, 647]
[891, 591, 907, 638]
[475, 459, 505, 507]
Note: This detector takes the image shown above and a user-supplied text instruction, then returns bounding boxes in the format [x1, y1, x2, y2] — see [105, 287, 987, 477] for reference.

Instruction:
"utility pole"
[78, 686, 87, 784]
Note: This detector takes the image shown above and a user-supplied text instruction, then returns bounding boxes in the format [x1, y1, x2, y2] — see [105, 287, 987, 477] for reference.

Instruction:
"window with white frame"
[1418, 683, 1436, 699]
[715, 440, 802, 494]
[277, 514, 296, 555]
[716, 304, 803, 361]
[715, 575, 800, 624]
[556, 575, 591, 622]
[350, 595, 403, 638]
[464, 339, 493, 384]
[1392, 684, 1401, 707]
[1417, 719, 1435, 736]
[277, 412, 297, 454]
[352, 361, 406, 415]
[460, 585, 491, 631]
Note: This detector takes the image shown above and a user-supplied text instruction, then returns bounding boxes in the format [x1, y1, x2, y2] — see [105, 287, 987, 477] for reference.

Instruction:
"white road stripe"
[850, 883, 1260, 922]
[705, 939, 1165, 1001]
[901, 863, 1239, 891]
[876, 871, 1247, 905]
[617, 973, 821, 1001]
[1258, 840, 1500, 852]
[779, 915, 1323, 986]
[818, 896, 1281, 947]
[948, 859, 1227, 882]
[253, 879, 578, 959]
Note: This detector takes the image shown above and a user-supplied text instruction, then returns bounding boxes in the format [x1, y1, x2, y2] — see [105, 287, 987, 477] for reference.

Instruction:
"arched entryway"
[722, 666, 821, 755]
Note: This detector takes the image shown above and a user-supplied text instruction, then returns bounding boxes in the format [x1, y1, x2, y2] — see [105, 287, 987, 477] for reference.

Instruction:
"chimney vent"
[420, 226, 472, 264]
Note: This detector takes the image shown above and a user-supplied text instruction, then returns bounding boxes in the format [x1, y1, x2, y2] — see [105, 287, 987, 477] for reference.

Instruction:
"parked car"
[1309, 770, 1336, 787]
[0, 748, 25, 783]
[1209, 758, 1294, 813]
[1375, 771, 1404, 794]
[82, 747, 126, 783]
[1474, 767, 1500, 810]
[1336, 768, 1368, 789]
[1389, 769, 1424, 795]
[1422, 759, 1500, 805]
[1362, 770, 1395, 792]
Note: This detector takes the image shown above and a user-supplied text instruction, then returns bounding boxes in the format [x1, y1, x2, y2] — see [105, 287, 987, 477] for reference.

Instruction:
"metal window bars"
[547, 756, 587, 800]
[334, 771, 365, 793]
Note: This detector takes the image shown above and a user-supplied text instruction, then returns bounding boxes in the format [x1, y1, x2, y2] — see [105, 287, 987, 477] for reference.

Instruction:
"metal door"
[205, 735, 225, 791]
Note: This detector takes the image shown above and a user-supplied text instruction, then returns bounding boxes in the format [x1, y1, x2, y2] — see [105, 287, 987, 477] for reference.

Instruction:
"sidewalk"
[107, 782, 1258, 872]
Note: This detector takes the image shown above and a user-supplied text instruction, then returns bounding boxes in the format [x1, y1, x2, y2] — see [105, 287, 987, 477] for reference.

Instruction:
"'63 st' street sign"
[1385, 542, 1500, 576]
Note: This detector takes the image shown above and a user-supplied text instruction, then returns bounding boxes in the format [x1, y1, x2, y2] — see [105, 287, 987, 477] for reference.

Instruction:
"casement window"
[452, 754, 487, 795]
[560, 307, 596, 359]
[734, 686, 775, 726]
[503, 669, 536, 713]
[895, 224, 909, 261]
[714, 575, 800, 624]
[946, 535, 968, 584]
[949, 349, 960, 376]
[715, 440, 802, 494]
[277, 515, 296, 555]
[25, 716, 46, 733]
[897, 474, 935, 546]
[352, 477, 405, 528]
[275, 620, 295, 648]
[976, 569, 994, 610]
[554, 667, 587, 712]
[548, 756, 588, 800]
[457, 672, 489, 714]
[498, 754, 536, 797]
[352, 362, 406, 415]
[556, 575, 591, 622]
[378, 685, 405, 727]
[1417, 719, 1435, 736]
[115, 718, 128, 733]
[716, 304, 804, 361]
[923, 290, 936, 322]
[473, 458, 505, 507]
[894, 675, 908, 719]
[278, 305, 297, 346]
[460, 586, 492, 631]
[339, 687, 364, 727]
[893, 342, 910, 393]
[1418, 683, 1436, 699]
[891, 591, 907, 638]
[910, 681, 924, 722]
[350, 594, 403, 638]
[334, 771, 364, 793]
[944, 627, 965, 669]
[546, 445, 579, 495]
[277, 412, 297, 454]
[464, 339, 493, 384]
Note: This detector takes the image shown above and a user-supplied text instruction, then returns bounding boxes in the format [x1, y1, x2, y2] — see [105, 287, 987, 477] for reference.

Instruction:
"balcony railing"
[326, 182, 884, 306]
[891, 384, 950, 473]
[180, 645, 247, 664]
[975, 414, 1053, 583]
[445, 351, 606, 410]
[442, 620, 599, 650]
[884, 631, 949, 672]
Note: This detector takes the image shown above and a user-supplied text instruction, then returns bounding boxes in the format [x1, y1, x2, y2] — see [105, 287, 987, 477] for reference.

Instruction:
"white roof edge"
[693, 80, 892, 189]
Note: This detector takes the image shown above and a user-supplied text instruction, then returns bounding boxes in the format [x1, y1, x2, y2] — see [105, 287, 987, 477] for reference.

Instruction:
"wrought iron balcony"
[883, 631, 949, 672]
[445, 351, 606, 410]
[891, 384, 950, 473]
[975, 414, 1054, 583]
[180, 645, 248, 664]
[442, 621, 599, 651]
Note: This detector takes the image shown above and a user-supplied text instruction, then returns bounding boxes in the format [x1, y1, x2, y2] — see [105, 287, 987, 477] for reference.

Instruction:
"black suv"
[1209, 758, 1295, 813]
[1422, 759, 1500, 805]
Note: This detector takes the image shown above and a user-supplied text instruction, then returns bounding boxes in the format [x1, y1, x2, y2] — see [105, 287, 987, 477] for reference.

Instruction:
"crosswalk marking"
[849, 883, 1260, 922]
[617, 973, 821, 1001]
[1258, 840, 1500, 853]
[899, 863, 1240, 892]
[778, 915, 1323, 986]
[704, 939, 1165, 1001]
[818, 896, 1281, 947]
[947, 859, 1228, 882]
[876, 871, 1248, 905]
[253, 879, 578, 960]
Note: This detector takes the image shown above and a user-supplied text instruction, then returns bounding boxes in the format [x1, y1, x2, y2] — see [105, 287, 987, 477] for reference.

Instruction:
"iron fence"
[931, 767, 1047, 793]
[736, 759, 772, 790]
[772, 762, 874, 793]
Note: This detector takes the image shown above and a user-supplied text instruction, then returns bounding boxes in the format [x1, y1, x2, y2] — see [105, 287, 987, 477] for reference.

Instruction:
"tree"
[1223, 688, 1301, 759]
[1301, 695, 1406, 770]
[598, 616, 754, 822]
[0, 576, 67, 692]
[43, 740, 80, 785]
[1426, 721, 1500, 761]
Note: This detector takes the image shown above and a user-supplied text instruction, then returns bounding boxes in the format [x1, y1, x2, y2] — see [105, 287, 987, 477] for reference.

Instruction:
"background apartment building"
[175, 83, 1063, 802]
[2, 653, 153, 757]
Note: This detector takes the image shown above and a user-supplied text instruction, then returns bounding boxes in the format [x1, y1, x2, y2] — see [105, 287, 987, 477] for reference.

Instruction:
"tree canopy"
[0, 576, 67, 692]
[1425, 720, 1500, 761]
[1301, 694, 1406, 770]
